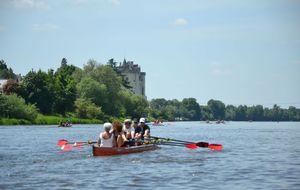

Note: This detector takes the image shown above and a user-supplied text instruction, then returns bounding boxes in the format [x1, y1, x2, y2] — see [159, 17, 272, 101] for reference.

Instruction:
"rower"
[123, 119, 135, 146]
[139, 118, 151, 142]
[97, 122, 114, 147]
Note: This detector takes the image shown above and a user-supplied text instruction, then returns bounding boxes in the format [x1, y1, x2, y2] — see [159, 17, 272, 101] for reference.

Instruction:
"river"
[0, 122, 299, 190]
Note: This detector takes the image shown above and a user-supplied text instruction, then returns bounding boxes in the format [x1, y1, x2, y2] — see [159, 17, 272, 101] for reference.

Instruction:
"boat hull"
[92, 144, 158, 156]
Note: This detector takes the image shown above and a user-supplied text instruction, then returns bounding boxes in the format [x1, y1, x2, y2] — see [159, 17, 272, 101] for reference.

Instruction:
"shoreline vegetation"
[1, 58, 300, 126]
[0, 115, 101, 126]
[1, 116, 300, 126]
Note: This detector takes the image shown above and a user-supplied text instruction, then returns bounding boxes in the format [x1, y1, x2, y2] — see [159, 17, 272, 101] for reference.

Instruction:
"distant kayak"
[92, 144, 158, 156]
[58, 121, 72, 127]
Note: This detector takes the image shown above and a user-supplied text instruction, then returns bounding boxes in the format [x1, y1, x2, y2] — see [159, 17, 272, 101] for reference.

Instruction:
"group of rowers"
[97, 118, 150, 148]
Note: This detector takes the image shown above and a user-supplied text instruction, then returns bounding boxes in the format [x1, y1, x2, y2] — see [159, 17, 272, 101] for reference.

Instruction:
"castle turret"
[117, 60, 146, 98]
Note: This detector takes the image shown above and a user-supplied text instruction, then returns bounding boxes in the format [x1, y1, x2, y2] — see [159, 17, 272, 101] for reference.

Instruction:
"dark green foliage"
[18, 70, 55, 114]
[74, 98, 104, 119]
[182, 98, 201, 120]
[0, 60, 16, 79]
[207, 99, 225, 120]
[149, 98, 300, 121]
[149, 98, 201, 121]
[0, 94, 38, 121]
[119, 90, 149, 119]
[45, 61, 77, 115]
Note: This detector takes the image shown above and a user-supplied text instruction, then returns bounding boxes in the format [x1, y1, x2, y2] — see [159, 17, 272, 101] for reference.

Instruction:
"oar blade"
[208, 144, 223, 151]
[57, 139, 68, 147]
[185, 143, 198, 149]
[61, 145, 74, 151]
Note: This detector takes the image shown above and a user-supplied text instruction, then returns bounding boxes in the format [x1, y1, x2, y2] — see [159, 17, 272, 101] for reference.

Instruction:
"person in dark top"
[139, 118, 150, 141]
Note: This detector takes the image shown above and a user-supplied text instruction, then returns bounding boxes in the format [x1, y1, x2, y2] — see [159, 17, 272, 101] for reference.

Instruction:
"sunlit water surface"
[0, 122, 299, 190]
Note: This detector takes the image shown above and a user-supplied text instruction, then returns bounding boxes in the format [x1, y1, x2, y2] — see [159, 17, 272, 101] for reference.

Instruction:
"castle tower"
[117, 60, 146, 98]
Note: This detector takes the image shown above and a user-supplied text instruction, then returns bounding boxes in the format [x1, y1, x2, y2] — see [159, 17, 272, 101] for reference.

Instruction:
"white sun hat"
[139, 118, 146, 123]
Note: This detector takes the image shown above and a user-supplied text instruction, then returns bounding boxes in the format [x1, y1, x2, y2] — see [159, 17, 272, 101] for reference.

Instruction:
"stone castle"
[116, 60, 146, 98]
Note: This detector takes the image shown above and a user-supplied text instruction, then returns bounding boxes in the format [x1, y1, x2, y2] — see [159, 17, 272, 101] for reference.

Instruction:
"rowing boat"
[92, 144, 158, 156]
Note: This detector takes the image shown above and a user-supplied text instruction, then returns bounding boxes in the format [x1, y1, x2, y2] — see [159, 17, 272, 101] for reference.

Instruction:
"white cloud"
[174, 18, 188, 26]
[108, 0, 120, 6]
[32, 23, 59, 32]
[70, 0, 120, 7]
[73, 0, 90, 5]
[13, 0, 49, 10]
[13, 0, 34, 8]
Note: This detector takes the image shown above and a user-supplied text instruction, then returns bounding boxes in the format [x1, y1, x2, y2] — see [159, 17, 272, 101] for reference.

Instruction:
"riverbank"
[0, 114, 101, 125]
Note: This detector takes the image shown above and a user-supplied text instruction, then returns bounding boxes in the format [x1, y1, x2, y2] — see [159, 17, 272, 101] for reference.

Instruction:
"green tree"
[120, 90, 148, 119]
[76, 76, 108, 107]
[53, 62, 77, 115]
[225, 105, 236, 120]
[246, 105, 264, 121]
[18, 70, 55, 114]
[149, 98, 168, 110]
[82, 61, 123, 116]
[74, 98, 104, 119]
[236, 105, 247, 121]
[182, 98, 201, 120]
[149, 98, 169, 119]
[207, 99, 225, 120]
[0, 94, 38, 121]
[0, 60, 15, 79]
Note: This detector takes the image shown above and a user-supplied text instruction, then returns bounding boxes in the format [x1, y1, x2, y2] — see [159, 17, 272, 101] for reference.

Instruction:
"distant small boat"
[216, 120, 225, 124]
[92, 144, 158, 156]
[58, 122, 72, 127]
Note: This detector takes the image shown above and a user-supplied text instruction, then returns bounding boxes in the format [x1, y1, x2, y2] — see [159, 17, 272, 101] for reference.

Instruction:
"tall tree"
[182, 98, 201, 120]
[225, 105, 236, 120]
[82, 60, 124, 116]
[19, 70, 55, 114]
[53, 63, 77, 115]
[0, 60, 15, 79]
[207, 99, 225, 120]
[236, 105, 248, 121]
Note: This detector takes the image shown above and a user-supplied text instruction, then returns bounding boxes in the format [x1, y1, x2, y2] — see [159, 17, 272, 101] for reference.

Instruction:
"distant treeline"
[1, 59, 300, 123]
[149, 98, 300, 121]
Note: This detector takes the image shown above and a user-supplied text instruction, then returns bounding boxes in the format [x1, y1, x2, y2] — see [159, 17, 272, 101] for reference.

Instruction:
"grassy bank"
[0, 114, 102, 125]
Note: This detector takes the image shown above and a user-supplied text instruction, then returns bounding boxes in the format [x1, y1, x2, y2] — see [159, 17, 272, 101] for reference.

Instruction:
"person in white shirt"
[123, 119, 135, 139]
[97, 122, 115, 147]
[123, 119, 135, 146]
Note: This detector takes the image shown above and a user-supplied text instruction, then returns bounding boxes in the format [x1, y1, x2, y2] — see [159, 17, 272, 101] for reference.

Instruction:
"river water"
[0, 122, 299, 190]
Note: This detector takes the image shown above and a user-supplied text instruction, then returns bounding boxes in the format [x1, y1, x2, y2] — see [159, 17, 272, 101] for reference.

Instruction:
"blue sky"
[0, 0, 299, 108]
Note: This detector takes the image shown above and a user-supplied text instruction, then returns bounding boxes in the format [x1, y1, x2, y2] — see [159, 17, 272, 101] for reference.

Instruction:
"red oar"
[208, 144, 223, 151]
[57, 139, 96, 151]
[150, 136, 223, 151]
[57, 139, 68, 147]
[185, 144, 198, 149]
[61, 144, 74, 151]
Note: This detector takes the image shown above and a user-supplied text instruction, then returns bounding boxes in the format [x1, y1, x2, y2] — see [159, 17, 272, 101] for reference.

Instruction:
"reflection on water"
[0, 122, 300, 190]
